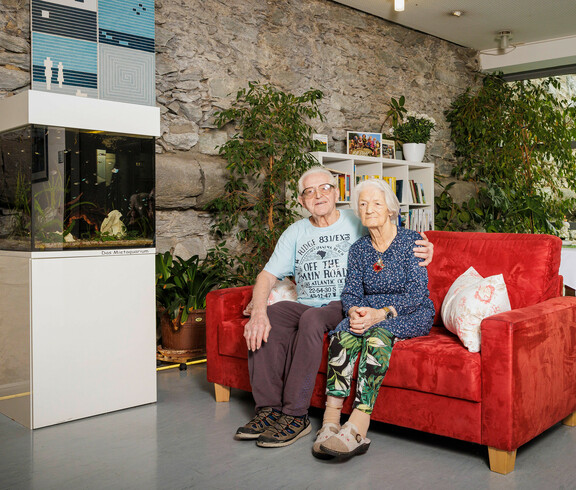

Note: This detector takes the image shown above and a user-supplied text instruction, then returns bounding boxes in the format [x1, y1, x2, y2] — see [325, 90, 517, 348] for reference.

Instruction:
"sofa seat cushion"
[319, 326, 482, 402]
[385, 327, 482, 402]
[220, 319, 482, 402]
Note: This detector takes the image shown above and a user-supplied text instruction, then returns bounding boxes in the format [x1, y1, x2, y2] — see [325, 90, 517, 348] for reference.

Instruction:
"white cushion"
[441, 266, 511, 353]
[243, 278, 297, 316]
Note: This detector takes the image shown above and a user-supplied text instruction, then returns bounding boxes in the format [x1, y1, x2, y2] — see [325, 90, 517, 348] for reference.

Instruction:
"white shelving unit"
[311, 151, 435, 231]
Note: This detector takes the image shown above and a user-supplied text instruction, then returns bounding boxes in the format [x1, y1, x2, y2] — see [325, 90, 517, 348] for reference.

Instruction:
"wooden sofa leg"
[488, 447, 517, 474]
[562, 411, 576, 426]
[214, 383, 231, 402]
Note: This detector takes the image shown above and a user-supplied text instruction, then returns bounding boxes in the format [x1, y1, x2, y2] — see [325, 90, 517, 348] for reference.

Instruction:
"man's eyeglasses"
[301, 183, 335, 198]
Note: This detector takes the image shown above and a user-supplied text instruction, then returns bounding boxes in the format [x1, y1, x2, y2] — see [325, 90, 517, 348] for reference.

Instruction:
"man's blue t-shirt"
[264, 209, 365, 307]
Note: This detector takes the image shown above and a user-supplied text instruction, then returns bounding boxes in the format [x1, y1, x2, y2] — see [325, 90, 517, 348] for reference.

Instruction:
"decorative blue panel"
[98, 0, 155, 49]
[32, 31, 98, 97]
[31, 0, 155, 106]
[98, 0, 155, 105]
[31, 0, 98, 42]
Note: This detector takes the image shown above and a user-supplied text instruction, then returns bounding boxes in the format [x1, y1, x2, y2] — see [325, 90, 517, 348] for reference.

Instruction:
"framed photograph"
[381, 138, 396, 159]
[347, 131, 382, 158]
[312, 133, 328, 152]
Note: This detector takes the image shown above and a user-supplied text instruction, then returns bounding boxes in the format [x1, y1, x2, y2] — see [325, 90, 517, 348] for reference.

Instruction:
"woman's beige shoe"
[312, 423, 340, 459]
[320, 422, 371, 459]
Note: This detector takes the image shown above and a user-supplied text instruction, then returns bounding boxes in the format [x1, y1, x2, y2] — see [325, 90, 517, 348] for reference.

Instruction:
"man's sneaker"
[235, 408, 281, 440]
[256, 413, 311, 447]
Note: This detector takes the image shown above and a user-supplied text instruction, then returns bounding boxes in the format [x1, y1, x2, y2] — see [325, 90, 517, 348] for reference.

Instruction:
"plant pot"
[402, 143, 426, 162]
[160, 308, 206, 355]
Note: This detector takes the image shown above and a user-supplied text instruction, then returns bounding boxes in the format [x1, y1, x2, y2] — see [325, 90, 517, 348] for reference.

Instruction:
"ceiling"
[334, 0, 576, 51]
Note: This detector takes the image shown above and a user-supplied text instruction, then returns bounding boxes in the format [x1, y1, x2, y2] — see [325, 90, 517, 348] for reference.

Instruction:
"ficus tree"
[445, 74, 576, 234]
[205, 82, 325, 285]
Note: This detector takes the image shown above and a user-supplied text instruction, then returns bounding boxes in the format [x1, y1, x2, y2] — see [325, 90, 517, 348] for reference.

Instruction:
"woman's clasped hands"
[348, 306, 388, 335]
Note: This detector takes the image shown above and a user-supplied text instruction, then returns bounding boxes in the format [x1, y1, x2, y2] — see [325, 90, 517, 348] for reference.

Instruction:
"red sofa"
[206, 231, 576, 473]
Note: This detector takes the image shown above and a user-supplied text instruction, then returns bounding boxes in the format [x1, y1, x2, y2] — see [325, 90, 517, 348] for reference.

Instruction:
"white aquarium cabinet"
[0, 91, 159, 428]
[0, 249, 157, 429]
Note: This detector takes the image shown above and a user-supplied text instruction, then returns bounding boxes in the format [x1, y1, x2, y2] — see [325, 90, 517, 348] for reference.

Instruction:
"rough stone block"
[156, 152, 203, 209]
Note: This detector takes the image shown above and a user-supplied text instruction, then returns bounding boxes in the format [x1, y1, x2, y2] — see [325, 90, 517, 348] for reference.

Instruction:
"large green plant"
[434, 179, 482, 231]
[206, 82, 324, 285]
[155, 252, 221, 324]
[446, 74, 576, 234]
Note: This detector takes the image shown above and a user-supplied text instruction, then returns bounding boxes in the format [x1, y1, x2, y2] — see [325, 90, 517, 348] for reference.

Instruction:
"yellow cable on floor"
[156, 358, 206, 371]
[0, 392, 30, 401]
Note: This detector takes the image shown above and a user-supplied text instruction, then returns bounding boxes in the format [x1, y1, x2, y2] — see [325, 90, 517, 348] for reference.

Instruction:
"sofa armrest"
[481, 296, 576, 451]
[206, 286, 253, 390]
[206, 286, 254, 323]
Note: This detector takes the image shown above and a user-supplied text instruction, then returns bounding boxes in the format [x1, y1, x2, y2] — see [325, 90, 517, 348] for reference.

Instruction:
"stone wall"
[153, 0, 480, 258]
[0, 0, 29, 95]
[1, 0, 481, 259]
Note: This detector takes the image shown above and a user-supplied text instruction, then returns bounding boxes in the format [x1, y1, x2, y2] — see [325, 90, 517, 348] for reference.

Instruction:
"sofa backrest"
[425, 231, 562, 325]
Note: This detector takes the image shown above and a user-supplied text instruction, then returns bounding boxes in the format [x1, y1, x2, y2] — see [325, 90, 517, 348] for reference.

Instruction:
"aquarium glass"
[0, 125, 155, 251]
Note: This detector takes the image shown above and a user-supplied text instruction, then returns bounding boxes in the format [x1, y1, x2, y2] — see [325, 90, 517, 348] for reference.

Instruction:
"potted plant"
[155, 252, 221, 357]
[445, 74, 576, 234]
[392, 111, 436, 162]
[205, 81, 325, 286]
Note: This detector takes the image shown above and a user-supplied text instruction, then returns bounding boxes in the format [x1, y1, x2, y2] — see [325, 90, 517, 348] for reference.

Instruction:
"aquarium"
[0, 125, 155, 251]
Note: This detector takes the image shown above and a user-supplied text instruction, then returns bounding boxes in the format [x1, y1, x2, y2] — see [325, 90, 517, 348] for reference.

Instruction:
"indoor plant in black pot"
[155, 252, 221, 359]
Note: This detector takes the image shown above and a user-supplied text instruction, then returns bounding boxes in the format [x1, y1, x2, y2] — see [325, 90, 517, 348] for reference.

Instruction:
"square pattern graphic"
[31, 0, 155, 106]
[99, 44, 155, 105]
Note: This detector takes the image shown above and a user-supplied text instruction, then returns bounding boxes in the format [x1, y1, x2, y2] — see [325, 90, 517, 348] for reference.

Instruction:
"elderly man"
[236, 166, 433, 447]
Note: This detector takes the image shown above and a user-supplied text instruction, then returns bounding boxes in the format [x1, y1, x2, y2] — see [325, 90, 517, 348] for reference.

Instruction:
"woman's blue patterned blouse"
[331, 227, 435, 339]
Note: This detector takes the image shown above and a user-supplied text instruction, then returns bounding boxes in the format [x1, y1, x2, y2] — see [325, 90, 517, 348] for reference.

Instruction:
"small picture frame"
[381, 139, 396, 159]
[312, 133, 328, 152]
[347, 131, 382, 158]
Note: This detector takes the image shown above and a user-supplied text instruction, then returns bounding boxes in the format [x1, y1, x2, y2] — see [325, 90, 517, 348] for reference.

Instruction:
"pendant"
[373, 258, 384, 272]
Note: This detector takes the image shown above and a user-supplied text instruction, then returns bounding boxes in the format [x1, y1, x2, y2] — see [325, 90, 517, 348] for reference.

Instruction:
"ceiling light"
[394, 0, 405, 12]
[498, 30, 512, 50]
[451, 10, 463, 17]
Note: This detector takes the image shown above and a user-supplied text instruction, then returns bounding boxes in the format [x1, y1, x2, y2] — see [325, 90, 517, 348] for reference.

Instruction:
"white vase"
[402, 143, 426, 162]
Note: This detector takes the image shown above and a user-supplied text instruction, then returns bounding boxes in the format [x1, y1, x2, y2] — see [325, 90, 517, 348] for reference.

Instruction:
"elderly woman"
[312, 178, 435, 459]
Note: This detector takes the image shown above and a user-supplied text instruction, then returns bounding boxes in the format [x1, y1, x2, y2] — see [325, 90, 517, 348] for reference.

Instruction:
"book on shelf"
[338, 174, 351, 201]
[416, 182, 423, 203]
[396, 179, 403, 202]
[421, 183, 427, 204]
[382, 176, 396, 194]
[417, 182, 426, 204]
[405, 208, 433, 232]
[325, 167, 352, 201]
[408, 180, 417, 203]
[399, 211, 409, 229]
[408, 180, 427, 204]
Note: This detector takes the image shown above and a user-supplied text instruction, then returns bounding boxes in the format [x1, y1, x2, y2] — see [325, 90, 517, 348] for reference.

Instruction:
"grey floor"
[1, 363, 575, 490]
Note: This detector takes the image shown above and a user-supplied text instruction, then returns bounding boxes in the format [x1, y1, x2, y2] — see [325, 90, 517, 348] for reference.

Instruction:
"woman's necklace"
[371, 232, 396, 273]
[373, 255, 385, 272]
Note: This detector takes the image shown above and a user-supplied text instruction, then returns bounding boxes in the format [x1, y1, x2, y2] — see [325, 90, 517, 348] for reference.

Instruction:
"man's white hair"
[298, 166, 337, 194]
